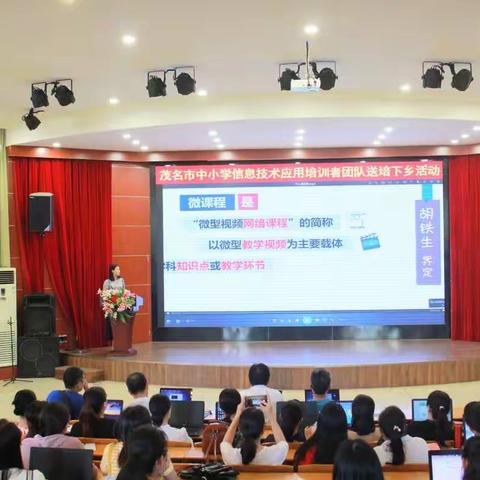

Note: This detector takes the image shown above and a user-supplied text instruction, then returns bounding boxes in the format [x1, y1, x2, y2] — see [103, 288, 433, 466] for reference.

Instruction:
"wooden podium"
[109, 316, 137, 356]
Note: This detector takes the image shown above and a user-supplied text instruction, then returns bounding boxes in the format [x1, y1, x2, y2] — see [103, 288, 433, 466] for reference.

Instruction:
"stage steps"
[55, 365, 105, 383]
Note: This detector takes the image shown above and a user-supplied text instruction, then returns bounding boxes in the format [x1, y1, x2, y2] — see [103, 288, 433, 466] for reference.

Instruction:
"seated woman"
[117, 425, 178, 480]
[294, 401, 347, 467]
[0, 420, 45, 480]
[11, 390, 36, 440]
[407, 390, 454, 446]
[218, 389, 242, 425]
[70, 386, 116, 438]
[23, 401, 47, 439]
[464, 401, 480, 437]
[348, 395, 381, 443]
[333, 439, 384, 480]
[100, 405, 152, 479]
[374, 406, 428, 466]
[264, 400, 304, 443]
[463, 436, 480, 480]
[220, 400, 288, 465]
[21, 402, 84, 469]
[149, 394, 193, 444]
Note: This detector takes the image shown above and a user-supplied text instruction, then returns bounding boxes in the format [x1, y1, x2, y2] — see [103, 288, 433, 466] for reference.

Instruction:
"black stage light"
[278, 68, 300, 91]
[22, 109, 41, 130]
[451, 68, 473, 91]
[147, 75, 167, 97]
[31, 86, 49, 108]
[52, 83, 75, 106]
[312, 64, 338, 91]
[422, 65, 444, 88]
[175, 72, 196, 95]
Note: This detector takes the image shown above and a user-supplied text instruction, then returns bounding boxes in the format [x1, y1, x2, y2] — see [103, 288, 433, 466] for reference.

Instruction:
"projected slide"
[155, 160, 445, 328]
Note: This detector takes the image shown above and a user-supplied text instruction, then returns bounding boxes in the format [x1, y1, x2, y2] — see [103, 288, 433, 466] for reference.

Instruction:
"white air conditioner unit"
[0, 268, 17, 367]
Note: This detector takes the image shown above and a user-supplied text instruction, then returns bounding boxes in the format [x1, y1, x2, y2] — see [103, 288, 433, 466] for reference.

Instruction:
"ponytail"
[237, 408, 264, 465]
[240, 437, 257, 465]
[78, 387, 107, 437]
[279, 401, 303, 442]
[427, 390, 452, 447]
[379, 406, 406, 465]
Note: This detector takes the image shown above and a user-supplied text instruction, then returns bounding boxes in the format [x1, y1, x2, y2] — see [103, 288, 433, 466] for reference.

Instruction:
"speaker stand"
[2, 318, 32, 387]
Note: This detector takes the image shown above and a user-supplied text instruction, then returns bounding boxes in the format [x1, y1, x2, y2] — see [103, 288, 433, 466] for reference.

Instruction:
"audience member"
[221, 400, 288, 465]
[100, 405, 152, 478]
[21, 402, 84, 470]
[11, 390, 36, 440]
[310, 368, 332, 412]
[0, 420, 45, 480]
[294, 401, 347, 467]
[149, 394, 193, 444]
[46, 366, 87, 420]
[126, 372, 150, 410]
[349, 394, 381, 443]
[407, 390, 454, 446]
[24, 401, 47, 439]
[117, 426, 178, 480]
[464, 402, 480, 436]
[463, 436, 480, 480]
[242, 363, 283, 405]
[70, 386, 116, 438]
[333, 439, 384, 480]
[374, 406, 428, 465]
[218, 389, 242, 424]
[265, 400, 304, 443]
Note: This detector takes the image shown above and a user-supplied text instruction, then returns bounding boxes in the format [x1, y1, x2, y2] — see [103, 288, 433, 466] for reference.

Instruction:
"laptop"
[411, 398, 453, 422]
[170, 400, 205, 436]
[338, 400, 353, 427]
[30, 447, 93, 480]
[104, 399, 123, 418]
[304, 388, 340, 402]
[215, 401, 226, 421]
[464, 420, 475, 442]
[160, 387, 192, 401]
[428, 450, 463, 480]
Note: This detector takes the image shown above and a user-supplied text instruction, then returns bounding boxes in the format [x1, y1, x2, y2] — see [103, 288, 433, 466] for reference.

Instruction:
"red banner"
[155, 161, 443, 185]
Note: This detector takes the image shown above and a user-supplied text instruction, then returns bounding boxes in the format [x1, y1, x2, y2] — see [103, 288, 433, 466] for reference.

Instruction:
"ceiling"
[3, 0, 480, 150]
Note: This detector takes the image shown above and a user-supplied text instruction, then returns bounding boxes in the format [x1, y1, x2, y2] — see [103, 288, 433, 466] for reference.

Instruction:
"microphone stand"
[3, 317, 32, 387]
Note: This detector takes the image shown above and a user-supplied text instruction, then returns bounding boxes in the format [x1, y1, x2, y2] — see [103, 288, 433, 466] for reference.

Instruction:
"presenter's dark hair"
[238, 408, 265, 464]
[351, 395, 376, 436]
[463, 436, 480, 480]
[63, 366, 84, 389]
[0, 420, 23, 470]
[117, 426, 168, 480]
[219, 388, 242, 416]
[378, 406, 406, 465]
[311, 368, 331, 395]
[149, 394, 171, 427]
[12, 389, 36, 416]
[25, 400, 47, 438]
[40, 402, 70, 436]
[117, 406, 152, 467]
[333, 439, 384, 480]
[294, 401, 348, 468]
[465, 401, 480, 434]
[126, 372, 147, 395]
[109, 263, 121, 281]
[248, 363, 270, 386]
[279, 400, 303, 442]
[427, 390, 452, 446]
[78, 386, 107, 437]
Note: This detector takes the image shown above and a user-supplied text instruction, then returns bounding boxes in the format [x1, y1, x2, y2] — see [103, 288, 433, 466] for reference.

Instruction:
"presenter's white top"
[103, 277, 125, 291]
[374, 434, 429, 465]
[159, 424, 193, 444]
[221, 440, 288, 465]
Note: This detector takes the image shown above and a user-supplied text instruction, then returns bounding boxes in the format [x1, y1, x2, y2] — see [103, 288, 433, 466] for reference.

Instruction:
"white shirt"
[1, 470, 45, 480]
[220, 441, 289, 465]
[159, 424, 193, 444]
[374, 435, 429, 466]
[128, 396, 150, 411]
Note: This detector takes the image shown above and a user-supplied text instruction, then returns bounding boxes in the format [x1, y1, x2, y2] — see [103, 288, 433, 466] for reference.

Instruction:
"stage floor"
[62, 339, 480, 389]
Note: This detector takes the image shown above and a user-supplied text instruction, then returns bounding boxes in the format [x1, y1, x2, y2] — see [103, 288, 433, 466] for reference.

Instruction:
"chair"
[29, 447, 93, 480]
[202, 423, 228, 461]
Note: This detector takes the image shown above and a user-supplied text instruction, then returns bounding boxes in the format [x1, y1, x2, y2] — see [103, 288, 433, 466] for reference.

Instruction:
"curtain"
[449, 155, 480, 341]
[13, 157, 111, 348]
[0, 130, 10, 266]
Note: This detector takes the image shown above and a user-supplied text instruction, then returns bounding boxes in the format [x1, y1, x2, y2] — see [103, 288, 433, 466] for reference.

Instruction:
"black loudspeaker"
[17, 336, 60, 378]
[29, 192, 54, 232]
[23, 294, 55, 337]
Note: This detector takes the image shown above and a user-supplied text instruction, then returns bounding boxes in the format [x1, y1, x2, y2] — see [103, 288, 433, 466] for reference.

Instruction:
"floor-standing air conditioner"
[0, 268, 17, 367]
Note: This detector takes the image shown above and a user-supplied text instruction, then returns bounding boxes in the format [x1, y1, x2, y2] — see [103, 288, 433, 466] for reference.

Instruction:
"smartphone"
[245, 395, 267, 408]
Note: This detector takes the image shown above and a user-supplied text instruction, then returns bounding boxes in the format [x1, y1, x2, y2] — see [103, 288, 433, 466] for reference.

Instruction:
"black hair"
[427, 390, 452, 446]
[219, 389, 242, 416]
[117, 426, 168, 480]
[25, 400, 47, 438]
[126, 372, 147, 395]
[463, 436, 480, 480]
[116, 406, 152, 467]
[78, 386, 107, 437]
[465, 401, 480, 434]
[0, 420, 23, 470]
[294, 401, 348, 468]
[333, 439, 384, 480]
[149, 394, 171, 427]
[238, 408, 265, 464]
[279, 400, 303, 442]
[378, 406, 406, 465]
[351, 395, 376, 436]
[40, 402, 70, 436]
[310, 368, 331, 395]
[248, 363, 270, 386]
[63, 366, 85, 390]
[12, 389, 37, 417]
[109, 264, 121, 281]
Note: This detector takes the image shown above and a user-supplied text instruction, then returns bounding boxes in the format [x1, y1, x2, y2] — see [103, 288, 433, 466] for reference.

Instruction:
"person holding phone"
[220, 399, 288, 465]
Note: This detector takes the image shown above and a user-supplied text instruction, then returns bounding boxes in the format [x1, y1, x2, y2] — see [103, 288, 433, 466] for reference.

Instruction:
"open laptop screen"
[429, 450, 463, 480]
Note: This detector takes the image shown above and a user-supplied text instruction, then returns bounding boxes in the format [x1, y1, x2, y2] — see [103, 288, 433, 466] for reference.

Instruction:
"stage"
[61, 339, 480, 389]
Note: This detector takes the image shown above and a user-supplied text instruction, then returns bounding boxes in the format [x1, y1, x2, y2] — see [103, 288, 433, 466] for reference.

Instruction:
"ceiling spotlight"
[304, 24, 319, 35]
[461, 133, 470, 139]
[213, 137, 221, 143]
[294, 142, 303, 148]
[132, 139, 140, 145]
[311, 64, 338, 90]
[278, 68, 300, 91]
[384, 126, 394, 133]
[122, 133, 131, 139]
[295, 136, 304, 142]
[377, 134, 386, 140]
[175, 72, 196, 95]
[109, 97, 119, 105]
[451, 139, 459, 144]
[373, 140, 381, 146]
[122, 34, 137, 46]
[473, 125, 480, 131]
[451, 66, 474, 91]
[399, 83, 411, 92]
[52, 81, 75, 106]
[22, 108, 42, 130]
[31, 85, 49, 108]
[147, 74, 167, 97]
[52, 142, 61, 148]
[197, 89, 208, 96]
[422, 64, 444, 89]
[296, 129, 306, 135]
[208, 130, 218, 137]
[216, 144, 225, 149]
[140, 145, 149, 151]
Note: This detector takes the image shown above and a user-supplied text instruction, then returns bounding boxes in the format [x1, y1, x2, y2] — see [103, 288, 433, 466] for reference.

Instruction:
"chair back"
[202, 423, 228, 460]
[29, 447, 93, 480]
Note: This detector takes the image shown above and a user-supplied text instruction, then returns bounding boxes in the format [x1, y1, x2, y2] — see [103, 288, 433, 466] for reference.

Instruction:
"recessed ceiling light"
[461, 133, 470, 139]
[450, 139, 459, 144]
[122, 133, 131, 139]
[295, 161, 302, 165]
[373, 140, 382, 146]
[109, 97, 119, 105]
[132, 139, 140, 145]
[140, 146, 149, 151]
[399, 83, 411, 92]
[294, 142, 303, 148]
[197, 89, 208, 97]
[304, 24, 319, 35]
[473, 125, 480, 131]
[384, 127, 394, 133]
[213, 137, 222, 143]
[228, 163, 236, 166]
[296, 129, 306, 135]
[121, 34, 137, 46]
[216, 144, 225, 149]
[377, 134, 386, 140]
[360, 160, 367, 163]
[52, 142, 61, 148]
[208, 130, 218, 137]
[165, 164, 172, 167]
